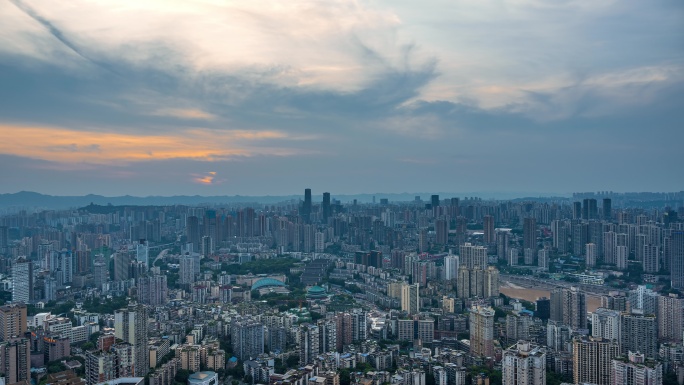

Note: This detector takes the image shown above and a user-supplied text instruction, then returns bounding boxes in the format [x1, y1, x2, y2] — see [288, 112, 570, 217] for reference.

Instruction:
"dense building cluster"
[0, 190, 682, 385]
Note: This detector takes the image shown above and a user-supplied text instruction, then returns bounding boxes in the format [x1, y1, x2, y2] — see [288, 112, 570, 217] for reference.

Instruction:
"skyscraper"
[591, 308, 620, 341]
[231, 319, 264, 360]
[501, 341, 546, 385]
[401, 283, 420, 314]
[444, 254, 459, 281]
[620, 311, 657, 359]
[136, 239, 149, 269]
[431, 195, 440, 209]
[483, 215, 495, 244]
[186, 216, 200, 252]
[11, 257, 32, 303]
[669, 230, 684, 289]
[435, 218, 448, 245]
[573, 336, 620, 385]
[137, 275, 168, 306]
[298, 323, 320, 365]
[469, 305, 495, 357]
[602, 198, 612, 221]
[460, 243, 487, 269]
[114, 303, 149, 376]
[550, 287, 587, 329]
[657, 294, 684, 343]
[322, 192, 331, 222]
[302, 188, 312, 223]
[523, 217, 536, 251]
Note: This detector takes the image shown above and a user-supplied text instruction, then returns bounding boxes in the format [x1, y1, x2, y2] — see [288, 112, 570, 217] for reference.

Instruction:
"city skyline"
[1, 0, 682, 196]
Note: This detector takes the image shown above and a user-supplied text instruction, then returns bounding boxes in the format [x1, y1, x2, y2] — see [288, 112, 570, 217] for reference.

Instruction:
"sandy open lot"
[500, 284, 601, 312]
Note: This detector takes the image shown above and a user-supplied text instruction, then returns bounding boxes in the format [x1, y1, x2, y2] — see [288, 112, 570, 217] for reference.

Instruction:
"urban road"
[500, 274, 614, 297]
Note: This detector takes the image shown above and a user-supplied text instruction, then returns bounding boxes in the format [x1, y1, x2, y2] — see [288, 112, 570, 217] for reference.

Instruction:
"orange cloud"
[0, 125, 293, 164]
[194, 171, 219, 185]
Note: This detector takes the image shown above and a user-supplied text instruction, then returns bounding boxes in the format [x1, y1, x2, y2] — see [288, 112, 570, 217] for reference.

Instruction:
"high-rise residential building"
[0, 226, 8, 255]
[231, 319, 264, 360]
[550, 287, 587, 329]
[585, 243, 597, 267]
[601, 293, 628, 312]
[298, 323, 319, 365]
[460, 243, 487, 269]
[658, 294, 684, 343]
[610, 351, 662, 385]
[11, 257, 33, 303]
[136, 239, 149, 269]
[0, 304, 27, 342]
[620, 311, 658, 359]
[616, 245, 628, 269]
[537, 249, 549, 271]
[535, 297, 550, 321]
[137, 275, 168, 306]
[85, 350, 117, 385]
[457, 266, 499, 299]
[501, 341, 546, 385]
[573, 336, 620, 385]
[435, 218, 448, 245]
[669, 230, 684, 289]
[573, 202, 582, 220]
[591, 308, 620, 341]
[179, 254, 200, 285]
[113, 251, 130, 282]
[0, 338, 30, 384]
[444, 254, 459, 281]
[114, 303, 149, 376]
[643, 244, 660, 273]
[628, 285, 659, 315]
[317, 318, 337, 354]
[523, 217, 536, 251]
[401, 283, 420, 314]
[483, 215, 495, 244]
[469, 305, 495, 358]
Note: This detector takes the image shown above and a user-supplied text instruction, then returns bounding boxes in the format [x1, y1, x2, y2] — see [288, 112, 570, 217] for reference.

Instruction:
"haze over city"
[1, 0, 683, 196]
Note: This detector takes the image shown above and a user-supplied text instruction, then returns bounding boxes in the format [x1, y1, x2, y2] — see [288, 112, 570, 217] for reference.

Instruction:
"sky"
[0, 0, 682, 197]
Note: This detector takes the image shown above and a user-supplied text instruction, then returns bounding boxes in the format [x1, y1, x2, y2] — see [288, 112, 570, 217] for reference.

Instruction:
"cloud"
[150, 108, 216, 120]
[193, 171, 221, 185]
[0, 125, 297, 165]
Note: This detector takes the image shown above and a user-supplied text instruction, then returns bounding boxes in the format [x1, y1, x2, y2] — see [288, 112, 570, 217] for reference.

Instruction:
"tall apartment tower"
[137, 275, 168, 306]
[0, 304, 27, 342]
[401, 283, 420, 314]
[610, 351, 662, 385]
[298, 323, 320, 365]
[550, 287, 587, 329]
[114, 303, 149, 376]
[444, 255, 459, 281]
[657, 294, 684, 343]
[591, 308, 620, 341]
[483, 215, 495, 244]
[231, 319, 264, 360]
[11, 257, 33, 303]
[501, 341, 546, 385]
[582, 198, 598, 220]
[460, 243, 488, 269]
[620, 311, 658, 359]
[469, 305, 495, 358]
[585, 243, 597, 268]
[0, 338, 31, 384]
[573, 336, 620, 385]
[669, 230, 684, 289]
[523, 217, 536, 251]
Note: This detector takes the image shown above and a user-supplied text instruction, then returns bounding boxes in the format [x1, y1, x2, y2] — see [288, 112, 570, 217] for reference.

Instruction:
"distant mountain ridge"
[0, 190, 571, 209]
